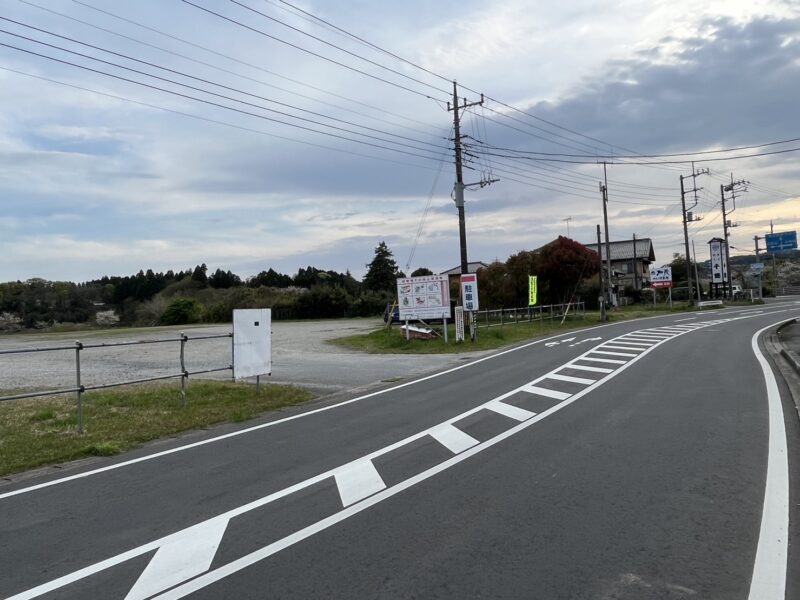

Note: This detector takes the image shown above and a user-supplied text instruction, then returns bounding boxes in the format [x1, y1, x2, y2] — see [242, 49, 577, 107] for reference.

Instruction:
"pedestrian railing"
[0, 332, 233, 433]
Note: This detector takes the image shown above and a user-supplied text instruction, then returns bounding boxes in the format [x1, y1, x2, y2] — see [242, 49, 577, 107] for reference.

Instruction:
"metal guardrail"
[476, 302, 586, 328]
[0, 332, 233, 433]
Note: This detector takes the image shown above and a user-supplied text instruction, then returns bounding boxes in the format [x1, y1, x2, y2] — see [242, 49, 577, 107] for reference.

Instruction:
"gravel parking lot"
[0, 319, 478, 397]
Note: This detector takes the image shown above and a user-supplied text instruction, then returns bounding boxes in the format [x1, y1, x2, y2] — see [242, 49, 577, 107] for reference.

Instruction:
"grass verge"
[0, 380, 312, 477]
[329, 304, 718, 354]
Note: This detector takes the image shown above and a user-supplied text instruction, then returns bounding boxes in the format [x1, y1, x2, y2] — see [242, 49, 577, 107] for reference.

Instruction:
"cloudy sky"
[1, 0, 798, 282]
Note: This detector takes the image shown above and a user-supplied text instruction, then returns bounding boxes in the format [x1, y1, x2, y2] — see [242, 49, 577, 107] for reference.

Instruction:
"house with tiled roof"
[584, 238, 656, 291]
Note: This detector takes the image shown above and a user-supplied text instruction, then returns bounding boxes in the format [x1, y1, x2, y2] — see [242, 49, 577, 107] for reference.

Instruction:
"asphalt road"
[2, 301, 800, 599]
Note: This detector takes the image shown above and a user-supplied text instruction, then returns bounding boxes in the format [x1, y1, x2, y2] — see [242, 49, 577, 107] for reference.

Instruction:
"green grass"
[0, 380, 313, 477]
[329, 304, 718, 354]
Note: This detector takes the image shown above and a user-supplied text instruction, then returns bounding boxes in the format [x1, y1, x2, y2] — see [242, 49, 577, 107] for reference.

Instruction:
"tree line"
[0, 238, 607, 331]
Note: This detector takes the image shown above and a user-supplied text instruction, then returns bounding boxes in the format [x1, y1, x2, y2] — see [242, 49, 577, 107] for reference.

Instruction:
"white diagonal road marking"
[547, 373, 596, 385]
[126, 516, 229, 600]
[486, 401, 536, 422]
[522, 384, 571, 401]
[430, 424, 479, 454]
[334, 460, 386, 507]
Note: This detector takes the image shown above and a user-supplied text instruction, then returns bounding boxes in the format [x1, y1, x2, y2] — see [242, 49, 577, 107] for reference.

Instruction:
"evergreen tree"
[363, 241, 400, 292]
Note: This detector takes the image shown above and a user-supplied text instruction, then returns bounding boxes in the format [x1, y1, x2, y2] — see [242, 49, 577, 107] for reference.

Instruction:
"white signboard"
[396, 274, 451, 321]
[233, 308, 272, 379]
[709, 240, 724, 284]
[454, 306, 465, 342]
[751, 262, 764, 272]
[721, 242, 729, 283]
[461, 273, 479, 311]
[649, 266, 673, 288]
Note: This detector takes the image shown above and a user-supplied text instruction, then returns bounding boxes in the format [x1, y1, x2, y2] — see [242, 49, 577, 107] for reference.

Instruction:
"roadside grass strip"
[8, 310, 789, 600]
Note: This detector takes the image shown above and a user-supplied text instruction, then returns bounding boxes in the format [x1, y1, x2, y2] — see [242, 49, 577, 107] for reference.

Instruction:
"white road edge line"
[747, 320, 790, 600]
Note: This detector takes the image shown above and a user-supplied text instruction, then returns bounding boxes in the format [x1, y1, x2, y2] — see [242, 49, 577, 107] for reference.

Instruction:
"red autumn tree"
[538, 237, 600, 305]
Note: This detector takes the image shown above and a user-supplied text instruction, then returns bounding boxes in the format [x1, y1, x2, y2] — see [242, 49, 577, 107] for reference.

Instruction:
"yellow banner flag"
[528, 275, 538, 306]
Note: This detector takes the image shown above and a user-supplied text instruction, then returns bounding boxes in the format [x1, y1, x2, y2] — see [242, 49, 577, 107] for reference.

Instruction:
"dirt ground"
[0, 319, 477, 397]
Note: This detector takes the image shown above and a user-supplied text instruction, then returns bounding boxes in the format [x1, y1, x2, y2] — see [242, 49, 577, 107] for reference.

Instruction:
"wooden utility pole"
[600, 162, 613, 307]
[447, 81, 489, 275]
[597, 224, 606, 322]
[720, 175, 747, 298]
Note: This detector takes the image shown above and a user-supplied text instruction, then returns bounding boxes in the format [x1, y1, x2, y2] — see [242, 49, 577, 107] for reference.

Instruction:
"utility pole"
[632, 233, 638, 291]
[754, 235, 763, 299]
[597, 224, 606, 322]
[562, 216, 572, 238]
[720, 175, 747, 298]
[599, 162, 613, 307]
[447, 80, 493, 275]
[679, 164, 708, 305]
[692, 240, 702, 300]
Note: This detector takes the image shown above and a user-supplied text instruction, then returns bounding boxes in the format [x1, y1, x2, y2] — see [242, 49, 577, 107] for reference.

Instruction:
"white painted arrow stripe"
[430, 424, 479, 454]
[126, 516, 229, 600]
[334, 460, 386, 507]
[546, 373, 596, 385]
[486, 401, 536, 422]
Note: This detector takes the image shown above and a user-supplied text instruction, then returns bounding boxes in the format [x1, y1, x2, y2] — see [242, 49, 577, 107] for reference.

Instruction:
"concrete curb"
[776, 318, 800, 377]
[767, 319, 800, 422]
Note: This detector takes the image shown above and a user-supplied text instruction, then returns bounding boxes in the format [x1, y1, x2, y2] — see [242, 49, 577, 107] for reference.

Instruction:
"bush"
[160, 297, 203, 325]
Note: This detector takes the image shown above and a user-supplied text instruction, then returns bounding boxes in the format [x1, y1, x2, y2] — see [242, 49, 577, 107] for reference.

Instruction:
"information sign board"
[396, 274, 451, 321]
[709, 240, 724, 284]
[765, 231, 798, 252]
[454, 306, 465, 342]
[233, 308, 271, 379]
[649, 266, 673, 289]
[460, 274, 479, 311]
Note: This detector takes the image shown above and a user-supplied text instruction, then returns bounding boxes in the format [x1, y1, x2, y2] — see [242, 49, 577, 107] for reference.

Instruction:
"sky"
[0, 0, 799, 283]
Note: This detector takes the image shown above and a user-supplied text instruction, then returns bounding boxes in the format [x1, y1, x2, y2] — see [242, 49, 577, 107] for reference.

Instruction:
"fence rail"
[475, 302, 586, 328]
[0, 332, 233, 433]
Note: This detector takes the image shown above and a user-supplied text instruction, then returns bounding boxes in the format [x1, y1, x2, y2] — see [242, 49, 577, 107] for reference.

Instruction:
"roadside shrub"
[160, 297, 203, 325]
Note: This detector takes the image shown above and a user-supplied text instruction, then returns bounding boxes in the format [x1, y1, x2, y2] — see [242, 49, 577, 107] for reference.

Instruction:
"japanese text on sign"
[460, 274, 479, 311]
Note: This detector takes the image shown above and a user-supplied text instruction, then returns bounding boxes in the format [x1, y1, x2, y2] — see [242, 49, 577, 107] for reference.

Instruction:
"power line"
[21, 0, 443, 137]
[180, 0, 449, 102]
[0, 66, 448, 173]
[469, 146, 800, 165]
[0, 42, 450, 162]
[226, 0, 449, 96]
[0, 20, 450, 154]
[275, 0, 452, 86]
[460, 135, 800, 159]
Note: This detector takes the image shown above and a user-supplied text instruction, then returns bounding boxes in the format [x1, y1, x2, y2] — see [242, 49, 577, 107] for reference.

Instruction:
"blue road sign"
[765, 230, 798, 252]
